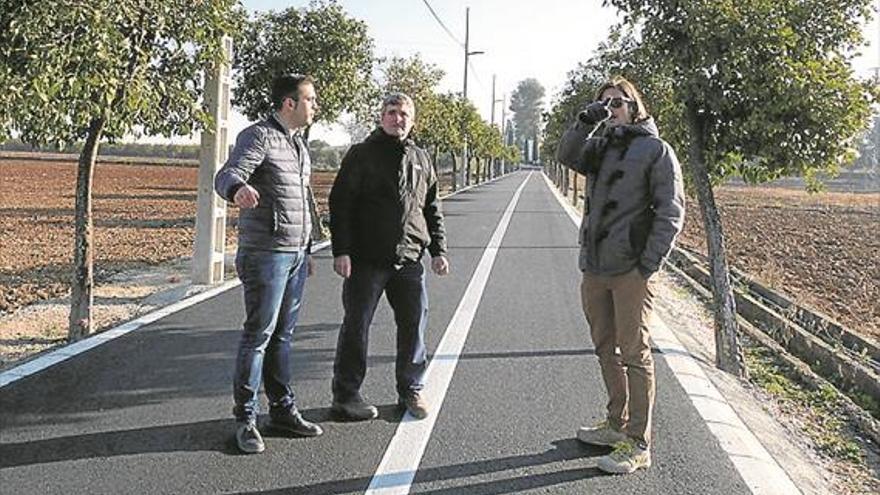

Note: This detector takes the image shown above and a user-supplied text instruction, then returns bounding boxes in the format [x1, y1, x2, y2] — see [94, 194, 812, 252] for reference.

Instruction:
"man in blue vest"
[215, 74, 322, 454]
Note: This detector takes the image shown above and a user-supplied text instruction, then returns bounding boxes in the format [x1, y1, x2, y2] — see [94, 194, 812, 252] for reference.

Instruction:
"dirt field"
[678, 185, 879, 339]
[0, 159, 335, 315]
[2, 159, 878, 343]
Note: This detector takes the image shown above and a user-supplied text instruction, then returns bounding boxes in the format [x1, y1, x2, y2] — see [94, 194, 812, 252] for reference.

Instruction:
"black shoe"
[235, 420, 265, 454]
[267, 409, 324, 437]
[331, 396, 378, 421]
[398, 392, 429, 419]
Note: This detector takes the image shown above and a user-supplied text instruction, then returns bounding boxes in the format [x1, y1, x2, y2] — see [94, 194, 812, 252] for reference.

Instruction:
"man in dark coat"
[329, 92, 449, 421]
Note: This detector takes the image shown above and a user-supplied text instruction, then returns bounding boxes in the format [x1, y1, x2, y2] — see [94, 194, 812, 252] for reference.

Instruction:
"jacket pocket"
[628, 208, 654, 255]
[240, 206, 276, 236]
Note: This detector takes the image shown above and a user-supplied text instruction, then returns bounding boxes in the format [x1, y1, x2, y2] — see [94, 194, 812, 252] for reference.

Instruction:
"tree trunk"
[686, 107, 747, 378]
[69, 117, 106, 342]
[450, 150, 458, 191]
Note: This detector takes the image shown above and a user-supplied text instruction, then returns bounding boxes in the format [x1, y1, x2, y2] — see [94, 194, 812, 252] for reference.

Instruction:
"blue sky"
[223, 0, 877, 145]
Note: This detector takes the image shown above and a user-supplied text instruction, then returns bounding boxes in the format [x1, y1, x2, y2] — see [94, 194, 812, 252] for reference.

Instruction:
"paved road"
[0, 172, 753, 494]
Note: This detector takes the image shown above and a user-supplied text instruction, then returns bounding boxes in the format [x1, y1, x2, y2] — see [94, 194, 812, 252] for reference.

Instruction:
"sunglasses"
[602, 96, 633, 109]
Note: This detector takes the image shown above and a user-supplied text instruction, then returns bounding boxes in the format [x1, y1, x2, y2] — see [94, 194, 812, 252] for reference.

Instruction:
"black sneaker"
[398, 392, 429, 419]
[235, 420, 265, 454]
[331, 396, 378, 421]
[267, 409, 324, 437]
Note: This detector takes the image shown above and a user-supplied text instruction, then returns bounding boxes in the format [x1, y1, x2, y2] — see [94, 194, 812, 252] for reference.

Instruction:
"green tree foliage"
[0, 0, 239, 341]
[509, 78, 546, 153]
[609, 0, 877, 188]
[233, 0, 376, 124]
[380, 55, 445, 144]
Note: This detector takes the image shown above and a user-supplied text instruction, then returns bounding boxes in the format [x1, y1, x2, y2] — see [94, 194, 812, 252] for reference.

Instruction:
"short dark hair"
[271, 74, 314, 110]
[594, 76, 649, 123]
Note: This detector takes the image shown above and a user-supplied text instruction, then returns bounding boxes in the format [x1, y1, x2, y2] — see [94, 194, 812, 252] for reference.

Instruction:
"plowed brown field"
[2, 158, 877, 342]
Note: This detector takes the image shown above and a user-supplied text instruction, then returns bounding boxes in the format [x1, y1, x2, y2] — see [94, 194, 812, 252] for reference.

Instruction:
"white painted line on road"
[365, 173, 533, 495]
[541, 172, 801, 495]
[0, 240, 329, 389]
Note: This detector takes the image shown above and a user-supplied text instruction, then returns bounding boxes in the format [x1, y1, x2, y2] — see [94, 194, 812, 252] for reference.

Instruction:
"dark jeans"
[332, 261, 429, 401]
[233, 248, 309, 422]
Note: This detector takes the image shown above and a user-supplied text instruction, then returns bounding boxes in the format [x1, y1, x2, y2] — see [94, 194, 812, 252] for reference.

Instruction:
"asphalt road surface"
[0, 172, 754, 494]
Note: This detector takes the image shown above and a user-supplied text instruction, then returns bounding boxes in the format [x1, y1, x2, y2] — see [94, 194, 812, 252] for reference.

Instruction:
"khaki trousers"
[581, 268, 655, 447]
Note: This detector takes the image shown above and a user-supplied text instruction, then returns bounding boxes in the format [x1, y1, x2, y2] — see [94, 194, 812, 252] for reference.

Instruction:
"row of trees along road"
[542, 0, 878, 375]
[0, 0, 520, 342]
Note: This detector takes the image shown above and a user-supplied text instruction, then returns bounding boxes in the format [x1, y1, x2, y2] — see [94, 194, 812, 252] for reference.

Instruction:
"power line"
[419, 0, 464, 49]
[468, 60, 485, 90]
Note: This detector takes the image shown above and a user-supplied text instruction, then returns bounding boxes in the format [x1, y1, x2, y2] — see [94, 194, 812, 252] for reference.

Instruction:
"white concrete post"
[193, 36, 232, 285]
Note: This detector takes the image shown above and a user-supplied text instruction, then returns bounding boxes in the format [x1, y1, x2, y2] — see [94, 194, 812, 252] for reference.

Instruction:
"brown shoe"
[398, 392, 429, 419]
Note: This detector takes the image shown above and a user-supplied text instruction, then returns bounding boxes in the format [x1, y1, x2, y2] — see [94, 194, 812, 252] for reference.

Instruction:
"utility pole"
[193, 35, 232, 285]
[461, 6, 484, 188]
[490, 74, 503, 179]
[500, 93, 508, 174]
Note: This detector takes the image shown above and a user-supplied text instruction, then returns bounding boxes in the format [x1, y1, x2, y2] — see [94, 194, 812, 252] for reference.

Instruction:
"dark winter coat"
[329, 128, 447, 266]
[556, 117, 685, 277]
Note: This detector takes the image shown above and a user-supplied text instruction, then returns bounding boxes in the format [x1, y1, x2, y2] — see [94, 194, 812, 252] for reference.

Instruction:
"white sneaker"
[576, 420, 628, 447]
[597, 440, 651, 474]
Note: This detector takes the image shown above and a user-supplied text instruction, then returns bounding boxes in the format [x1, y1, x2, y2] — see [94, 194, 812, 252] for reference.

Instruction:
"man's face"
[380, 103, 415, 140]
[289, 83, 318, 128]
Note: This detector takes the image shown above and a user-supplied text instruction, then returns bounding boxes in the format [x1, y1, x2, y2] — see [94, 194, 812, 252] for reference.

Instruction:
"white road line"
[365, 172, 533, 495]
[541, 172, 801, 495]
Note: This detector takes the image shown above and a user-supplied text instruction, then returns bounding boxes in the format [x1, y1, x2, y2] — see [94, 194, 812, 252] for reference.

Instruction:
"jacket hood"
[603, 117, 658, 140]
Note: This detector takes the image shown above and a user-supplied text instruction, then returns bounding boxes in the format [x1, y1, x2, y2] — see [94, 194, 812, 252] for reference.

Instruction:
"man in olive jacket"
[329, 92, 449, 421]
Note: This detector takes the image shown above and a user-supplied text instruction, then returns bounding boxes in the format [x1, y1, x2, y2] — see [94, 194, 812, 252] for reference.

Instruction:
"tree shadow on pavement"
[228, 438, 604, 494]
[0, 418, 238, 468]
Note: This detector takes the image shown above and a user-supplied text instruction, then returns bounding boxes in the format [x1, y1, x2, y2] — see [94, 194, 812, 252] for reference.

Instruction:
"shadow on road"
[229, 438, 606, 494]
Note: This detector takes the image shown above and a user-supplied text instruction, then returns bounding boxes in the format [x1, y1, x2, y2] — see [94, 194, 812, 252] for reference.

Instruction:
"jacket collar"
[603, 117, 659, 140]
[366, 127, 414, 148]
[271, 113, 303, 139]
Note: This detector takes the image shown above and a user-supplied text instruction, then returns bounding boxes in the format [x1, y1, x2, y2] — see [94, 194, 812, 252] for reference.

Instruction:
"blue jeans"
[332, 261, 429, 401]
[233, 248, 308, 422]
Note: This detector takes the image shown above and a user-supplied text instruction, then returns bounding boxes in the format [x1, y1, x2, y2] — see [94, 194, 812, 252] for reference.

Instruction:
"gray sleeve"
[214, 125, 266, 201]
[555, 120, 605, 175]
[639, 142, 686, 275]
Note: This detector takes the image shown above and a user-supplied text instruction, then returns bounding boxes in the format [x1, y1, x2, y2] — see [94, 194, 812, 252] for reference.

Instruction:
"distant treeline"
[1, 139, 201, 160]
[1, 138, 464, 172]
[2, 138, 350, 170]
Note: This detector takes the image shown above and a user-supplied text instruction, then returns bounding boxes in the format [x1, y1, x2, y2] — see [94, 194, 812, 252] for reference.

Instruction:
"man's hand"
[307, 255, 315, 277]
[431, 256, 450, 276]
[334, 255, 351, 278]
[233, 184, 260, 208]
